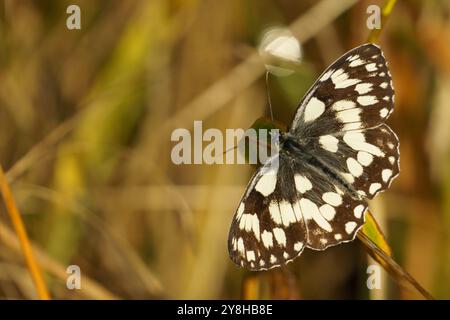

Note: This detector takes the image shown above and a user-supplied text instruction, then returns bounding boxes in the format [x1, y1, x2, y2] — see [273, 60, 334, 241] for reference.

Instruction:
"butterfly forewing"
[228, 43, 400, 271]
[290, 44, 394, 137]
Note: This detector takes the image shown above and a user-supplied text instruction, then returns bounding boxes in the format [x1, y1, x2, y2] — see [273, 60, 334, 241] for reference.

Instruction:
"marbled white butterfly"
[228, 44, 399, 271]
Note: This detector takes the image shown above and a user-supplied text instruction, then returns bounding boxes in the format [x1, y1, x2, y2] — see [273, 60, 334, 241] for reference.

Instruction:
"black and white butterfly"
[228, 44, 399, 271]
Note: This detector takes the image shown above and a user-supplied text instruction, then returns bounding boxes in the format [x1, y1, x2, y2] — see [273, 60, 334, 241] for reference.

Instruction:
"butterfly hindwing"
[310, 124, 400, 199]
[289, 157, 367, 250]
[228, 155, 308, 271]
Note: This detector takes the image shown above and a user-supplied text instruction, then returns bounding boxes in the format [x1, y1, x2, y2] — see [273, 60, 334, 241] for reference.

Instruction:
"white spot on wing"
[251, 214, 260, 241]
[337, 108, 361, 123]
[294, 174, 312, 193]
[239, 214, 248, 230]
[345, 221, 357, 234]
[320, 69, 334, 82]
[331, 68, 361, 88]
[319, 204, 336, 220]
[354, 204, 365, 219]
[335, 78, 361, 89]
[355, 83, 373, 94]
[343, 132, 384, 156]
[342, 122, 362, 131]
[382, 169, 393, 182]
[357, 151, 373, 166]
[322, 192, 342, 206]
[347, 157, 364, 177]
[279, 201, 297, 226]
[300, 198, 332, 232]
[349, 58, 364, 67]
[319, 135, 339, 153]
[369, 183, 382, 194]
[333, 100, 356, 111]
[269, 202, 282, 225]
[261, 230, 273, 249]
[365, 63, 377, 71]
[331, 68, 345, 82]
[237, 237, 245, 254]
[304, 97, 326, 122]
[342, 172, 355, 184]
[357, 95, 378, 106]
[273, 228, 287, 247]
[380, 108, 389, 117]
[255, 169, 277, 196]
[247, 250, 255, 261]
[239, 214, 260, 241]
[236, 203, 245, 220]
[347, 54, 359, 62]
[292, 201, 303, 221]
[294, 242, 303, 251]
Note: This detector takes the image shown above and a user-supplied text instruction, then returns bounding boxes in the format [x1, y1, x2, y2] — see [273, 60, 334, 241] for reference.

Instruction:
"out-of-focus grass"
[0, 0, 449, 299]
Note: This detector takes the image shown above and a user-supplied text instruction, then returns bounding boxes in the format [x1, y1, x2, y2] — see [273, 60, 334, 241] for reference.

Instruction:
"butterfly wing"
[228, 155, 308, 271]
[228, 152, 368, 271]
[309, 124, 400, 200]
[288, 43, 399, 199]
[290, 44, 394, 137]
[228, 43, 400, 271]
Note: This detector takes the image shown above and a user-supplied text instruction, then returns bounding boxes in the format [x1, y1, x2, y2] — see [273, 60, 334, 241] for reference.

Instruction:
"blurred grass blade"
[242, 274, 261, 300]
[0, 164, 50, 300]
[361, 210, 392, 256]
[367, 0, 397, 43]
[242, 270, 300, 300]
[358, 223, 434, 300]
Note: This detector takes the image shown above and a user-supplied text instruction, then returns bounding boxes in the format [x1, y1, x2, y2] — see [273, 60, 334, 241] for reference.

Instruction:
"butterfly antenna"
[265, 71, 274, 122]
[223, 145, 237, 155]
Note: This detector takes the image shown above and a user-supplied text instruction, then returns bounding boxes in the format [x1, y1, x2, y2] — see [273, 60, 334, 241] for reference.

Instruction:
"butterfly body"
[228, 44, 399, 271]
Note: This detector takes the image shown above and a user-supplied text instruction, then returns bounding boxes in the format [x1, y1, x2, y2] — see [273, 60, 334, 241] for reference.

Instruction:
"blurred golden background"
[0, 0, 449, 299]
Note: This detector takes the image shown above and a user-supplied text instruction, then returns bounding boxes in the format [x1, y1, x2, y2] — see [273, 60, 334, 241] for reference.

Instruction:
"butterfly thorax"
[279, 132, 362, 201]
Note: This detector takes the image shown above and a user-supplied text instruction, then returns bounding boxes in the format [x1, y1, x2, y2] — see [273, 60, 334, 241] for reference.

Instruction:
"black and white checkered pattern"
[228, 44, 399, 271]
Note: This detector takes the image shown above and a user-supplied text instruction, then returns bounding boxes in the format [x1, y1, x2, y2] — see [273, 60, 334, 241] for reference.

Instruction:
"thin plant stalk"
[367, 0, 397, 43]
[0, 164, 50, 300]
